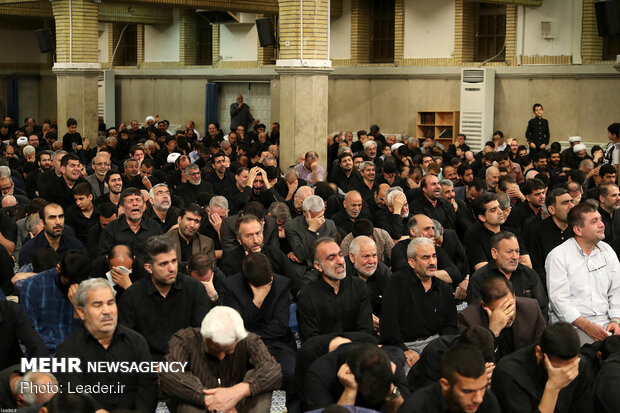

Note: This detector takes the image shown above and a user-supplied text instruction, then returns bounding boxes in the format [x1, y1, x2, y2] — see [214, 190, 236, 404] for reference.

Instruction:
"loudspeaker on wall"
[35, 28, 55, 53]
[256, 18, 276, 47]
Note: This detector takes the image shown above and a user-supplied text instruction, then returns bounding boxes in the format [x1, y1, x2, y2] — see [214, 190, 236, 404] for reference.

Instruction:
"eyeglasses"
[95, 162, 111, 166]
[586, 255, 608, 273]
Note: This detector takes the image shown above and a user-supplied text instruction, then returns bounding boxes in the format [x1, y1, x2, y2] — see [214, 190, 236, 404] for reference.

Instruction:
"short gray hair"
[149, 183, 169, 199]
[303, 195, 324, 213]
[386, 186, 404, 206]
[497, 192, 511, 210]
[407, 237, 434, 259]
[432, 219, 443, 239]
[185, 164, 199, 174]
[0, 166, 10, 178]
[359, 161, 375, 173]
[349, 235, 376, 257]
[75, 278, 116, 308]
[123, 158, 138, 169]
[209, 195, 229, 211]
[440, 179, 453, 188]
[26, 213, 41, 233]
[200, 306, 247, 346]
[364, 140, 377, 149]
[53, 150, 67, 162]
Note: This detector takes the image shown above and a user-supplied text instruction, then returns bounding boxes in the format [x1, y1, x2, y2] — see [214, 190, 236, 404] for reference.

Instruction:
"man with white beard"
[347, 236, 391, 332]
[296, 238, 373, 341]
[374, 186, 410, 239]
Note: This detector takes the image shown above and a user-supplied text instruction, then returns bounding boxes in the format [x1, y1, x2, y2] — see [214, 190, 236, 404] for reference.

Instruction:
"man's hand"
[543, 354, 579, 391]
[286, 179, 298, 200]
[372, 314, 380, 331]
[485, 362, 495, 386]
[310, 161, 319, 173]
[607, 321, 620, 335]
[110, 267, 132, 290]
[404, 350, 419, 367]
[67, 283, 79, 318]
[582, 321, 609, 342]
[250, 283, 271, 308]
[258, 168, 271, 189]
[455, 278, 468, 300]
[483, 296, 515, 337]
[287, 251, 302, 263]
[391, 193, 407, 215]
[507, 186, 525, 202]
[307, 212, 325, 232]
[247, 167, 259, 188]
[529, 142, 536, 150]
[337, 363, 358, 391]
[209, 213, 223, 234]
[142, 175, 152, 191]
[203, 384, 249, 412]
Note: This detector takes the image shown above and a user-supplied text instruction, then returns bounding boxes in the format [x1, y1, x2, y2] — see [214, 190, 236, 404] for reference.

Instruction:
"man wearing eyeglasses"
[86, 153, 111, 198]
[546, 200, 620, 344]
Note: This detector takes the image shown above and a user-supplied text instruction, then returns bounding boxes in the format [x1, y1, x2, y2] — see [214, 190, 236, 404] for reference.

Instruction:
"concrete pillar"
[52, 0, 101, 143]
[276, 0, 332, 170]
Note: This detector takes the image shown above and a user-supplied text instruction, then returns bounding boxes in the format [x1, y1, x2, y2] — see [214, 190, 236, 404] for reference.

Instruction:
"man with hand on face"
[118, 236, 212, 360]
[297, 238, 373, 341]
[331, 190, 371, 238]
[347, 236, 391, 333]
[492, 322, 593, 413]
[546, 201, 620, 345]
[459, 277, 546, 360]
[230, 165, 284, 211]
[160, 306, 281, 413]
[380, 237, 458, 369]
[55, 278, 158, 412]
[400, 344, 501, 413]
[285, 195, 338, 268]
[374, 186, 410, 240]
[176, 164, 214, 206]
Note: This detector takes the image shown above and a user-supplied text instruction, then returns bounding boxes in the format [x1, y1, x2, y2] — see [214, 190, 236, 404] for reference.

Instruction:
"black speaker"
[256, 18, 276, 47]
[35, 28, 55, 53]
[595, 0, 620, 37]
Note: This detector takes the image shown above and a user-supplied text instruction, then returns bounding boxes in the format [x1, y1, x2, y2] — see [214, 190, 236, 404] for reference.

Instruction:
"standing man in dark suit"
[459, 277, 546, 360]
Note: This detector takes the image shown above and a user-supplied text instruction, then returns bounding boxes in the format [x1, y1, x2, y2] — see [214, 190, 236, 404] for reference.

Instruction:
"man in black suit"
[221, 252, 296, 389]
[458, 277, 546, 360]
[220, 201, 279, 252]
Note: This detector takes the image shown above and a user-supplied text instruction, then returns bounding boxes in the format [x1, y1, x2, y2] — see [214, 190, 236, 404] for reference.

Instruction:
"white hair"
[209, 195, 229, 211]
[1, 195, 16, 207]
[440, 179, 453, 188]
[53, 150, 67, 162]
[75, 278, 116, 308]
[26, 213, 41, 233]
[16, 371, 58, 405]
[200, 306, 247, 346]
[0, 166, 10, 178]
[386, 186, 404, 206]
[407, 237, 434, 259]
[349, 235, 376, 257]
[432, 219, 443, 239]
[23, 145, 36, 157]
[364, 140, 377, 149]
[303, 195, 324, 213]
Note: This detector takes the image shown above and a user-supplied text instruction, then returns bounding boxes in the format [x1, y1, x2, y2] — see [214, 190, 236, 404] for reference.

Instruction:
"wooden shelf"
[416, 111, 460, 146]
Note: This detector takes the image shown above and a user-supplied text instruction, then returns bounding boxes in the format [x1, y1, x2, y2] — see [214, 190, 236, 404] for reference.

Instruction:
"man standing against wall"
[230, 94, 255, 132]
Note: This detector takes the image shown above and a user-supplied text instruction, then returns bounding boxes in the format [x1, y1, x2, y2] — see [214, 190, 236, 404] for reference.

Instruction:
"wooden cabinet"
[416, 111, 460, 148]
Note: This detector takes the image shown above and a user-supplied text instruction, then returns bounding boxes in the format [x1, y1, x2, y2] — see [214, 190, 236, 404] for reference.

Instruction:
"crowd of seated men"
[0, 115, 619, 413]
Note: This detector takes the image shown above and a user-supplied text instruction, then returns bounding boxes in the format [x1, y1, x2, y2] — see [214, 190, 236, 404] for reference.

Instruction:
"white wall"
[404, 0, 455, 58]
[521, 0, 575, 56]
[98, 23, 109, 63]
[144, 9, 180, 62]
[330, 0, 351, 59]
[219, 23, 258, 61]
[0, 29, 48, 64]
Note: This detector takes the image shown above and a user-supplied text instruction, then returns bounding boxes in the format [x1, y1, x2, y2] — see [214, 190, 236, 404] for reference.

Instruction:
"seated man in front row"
[459, 277, 546, 360]
[160, 306, 282, 413]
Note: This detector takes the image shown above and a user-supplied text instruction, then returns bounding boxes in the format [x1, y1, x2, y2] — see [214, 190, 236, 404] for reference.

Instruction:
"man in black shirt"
[219, 214, 302, 296]
[144, 183, 180, 233]
[40, 153, 86, 210]
[94, 170, 123, 210]
[505, 178, 546, 233]
[401, 344, 501, 413]
[467, 231, 547, 316]
[118, 235, 212, 361]
[55, 278, 158, 412]
[597, 182, 620, 255]
[374, 186, 409, 239]
[380, 237, 458, 367]
[297, 238, 373, 341]
[65, 182, 99, 245]
[221, 253, 296, 389]
[523, 187, 574, 285]
[332, 152, 363, 193]
[99, 187, 163, 259]
[331, 190, 372, 238]
[176, 164, 214, 206]
[25, 150, 53, 198]
[409, 174, 456, 230]
[492, 322, 593, 413]
[464, 193, 531, 273]
[206, 151, 235, 195]
[347, 235, 391, 331]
